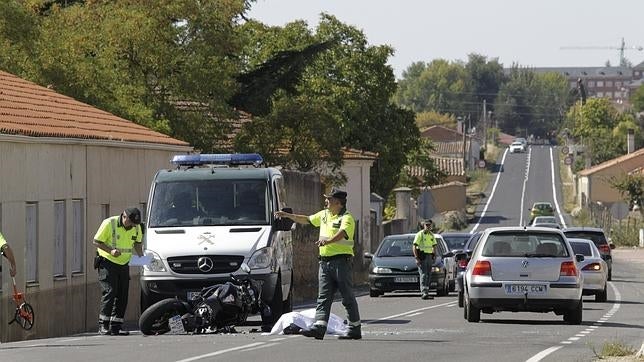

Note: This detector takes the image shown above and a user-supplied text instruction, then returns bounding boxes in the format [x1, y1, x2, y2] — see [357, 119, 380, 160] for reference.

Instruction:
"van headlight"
[143, 250, 166, 272]
[248, 247, 273, 270]
[373, 267, 393, 274]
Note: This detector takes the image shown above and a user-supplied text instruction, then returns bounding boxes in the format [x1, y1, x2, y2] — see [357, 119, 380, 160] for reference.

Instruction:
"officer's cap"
[324, 187, 347, 200]
[124, 207, 142, 225]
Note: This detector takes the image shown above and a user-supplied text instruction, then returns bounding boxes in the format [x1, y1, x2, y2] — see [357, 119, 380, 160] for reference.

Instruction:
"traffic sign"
[478, 160, 486, 168]
[561, 146, 569, 155]
[564, 156, 573, 165]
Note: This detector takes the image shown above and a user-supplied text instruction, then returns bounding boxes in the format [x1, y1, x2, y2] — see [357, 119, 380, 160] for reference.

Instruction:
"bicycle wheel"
[15, 303, 35, 330]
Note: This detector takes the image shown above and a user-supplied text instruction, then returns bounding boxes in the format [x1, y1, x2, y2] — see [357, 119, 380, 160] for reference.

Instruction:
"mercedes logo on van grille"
[197, 257, 214, 272]
[522, 260, 529, 268]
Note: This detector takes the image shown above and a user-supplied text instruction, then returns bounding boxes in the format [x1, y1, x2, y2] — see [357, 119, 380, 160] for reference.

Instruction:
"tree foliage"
[609, 173, 644, 213]
[494, 66, 570, 138]
[630, 84, 644, 112]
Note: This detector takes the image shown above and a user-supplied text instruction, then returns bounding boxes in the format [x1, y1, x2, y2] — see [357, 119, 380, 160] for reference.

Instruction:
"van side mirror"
[363, 252, 373, 259]
[274, 207, 294, 231]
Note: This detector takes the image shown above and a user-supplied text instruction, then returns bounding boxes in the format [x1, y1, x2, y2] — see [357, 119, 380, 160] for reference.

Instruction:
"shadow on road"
[472, 215, 508, 225]
[609, 279, 644, 284]
[488, 163, 504, 173]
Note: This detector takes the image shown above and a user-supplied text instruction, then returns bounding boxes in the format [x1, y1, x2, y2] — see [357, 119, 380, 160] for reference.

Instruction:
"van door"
[273, 175, 293, 304]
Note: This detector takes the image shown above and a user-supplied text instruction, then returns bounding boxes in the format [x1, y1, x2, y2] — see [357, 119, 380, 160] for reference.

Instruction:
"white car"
[509, 141, 525, 153]
[568, 238, 608, 302]
[463, 227, 584, 324]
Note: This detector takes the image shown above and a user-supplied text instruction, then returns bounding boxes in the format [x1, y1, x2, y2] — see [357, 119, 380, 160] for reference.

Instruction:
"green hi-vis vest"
[95, 216, 142, 265]
[309, 209, 356, 257]
[413, 230, 436, 253]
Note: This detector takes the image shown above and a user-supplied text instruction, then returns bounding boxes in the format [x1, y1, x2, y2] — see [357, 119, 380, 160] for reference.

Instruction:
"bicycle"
[8, 277, 35, 330]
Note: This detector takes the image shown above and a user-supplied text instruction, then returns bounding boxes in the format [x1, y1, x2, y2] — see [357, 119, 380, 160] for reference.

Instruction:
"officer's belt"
[319, 254, 352, 262]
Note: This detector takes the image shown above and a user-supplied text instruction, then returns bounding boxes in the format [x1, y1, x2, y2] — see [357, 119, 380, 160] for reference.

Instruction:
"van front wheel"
[264, 276, 284, 325]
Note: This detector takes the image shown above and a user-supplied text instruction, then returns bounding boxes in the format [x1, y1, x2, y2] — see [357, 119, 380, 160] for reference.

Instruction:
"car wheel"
[449, 279, 456, 292]
[436, 273, 448, 296]
[458, 291, 464, 308]
[607, 266, 612, 281]
[369, 289, 380, 298]
[465, 296, 480, 323]
[564, 298, 583, 325]
[282, 277, 293, 313]
[596, 285, 608, 302]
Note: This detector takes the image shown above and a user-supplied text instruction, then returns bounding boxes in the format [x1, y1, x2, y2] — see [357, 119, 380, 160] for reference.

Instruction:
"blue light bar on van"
[171, 153, 264, 167]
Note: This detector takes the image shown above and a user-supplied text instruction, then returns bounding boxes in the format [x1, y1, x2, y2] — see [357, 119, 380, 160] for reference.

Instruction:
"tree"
[397, 138, 446, 190]
[415, 111, 457, 130]
[0, 1, 40, 77]
[609, 173, 644, 213]
[631, 84, 644, 112]
[465, 53, 504, 113]
[236, 14, 418, 197]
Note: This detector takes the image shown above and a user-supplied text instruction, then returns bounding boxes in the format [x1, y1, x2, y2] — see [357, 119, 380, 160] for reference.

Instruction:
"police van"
[140, 154, 294, 323]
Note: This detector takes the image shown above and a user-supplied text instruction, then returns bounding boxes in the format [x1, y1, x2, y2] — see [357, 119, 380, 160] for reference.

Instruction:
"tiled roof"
[406, 157, 464, 177]
[342, 148, 378, 160]
[578, 147, 644, 176]
[433, 141, 469, 156]
[521, 66, 633, 79]
[0, 70, 189, 146]
[421, 125, 463, 142]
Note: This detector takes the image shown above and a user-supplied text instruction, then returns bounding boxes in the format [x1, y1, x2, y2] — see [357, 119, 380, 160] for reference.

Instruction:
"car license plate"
[394, 276, 418, 283]
[187, 291, 200, 300]
[168, 314, 186, 334]
[504, 284, 547, 295]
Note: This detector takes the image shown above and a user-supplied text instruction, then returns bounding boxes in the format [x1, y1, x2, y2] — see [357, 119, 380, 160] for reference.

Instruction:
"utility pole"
[482, 99, 487, 150]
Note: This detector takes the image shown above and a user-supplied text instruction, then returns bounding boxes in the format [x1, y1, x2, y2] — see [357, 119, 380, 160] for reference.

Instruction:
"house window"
[72, 199, 84, 273]
[614, 91, 622, 98]
[587, 81, 595, 87]
[26, 203, 38, 283]
[596, 81, 604, 87]
[596, 92, 604, 97]
[604, 92, 612, 98]
[606, 81, 613, 87]
[615, 81, 622, 87]
[54, 200, 66, 277]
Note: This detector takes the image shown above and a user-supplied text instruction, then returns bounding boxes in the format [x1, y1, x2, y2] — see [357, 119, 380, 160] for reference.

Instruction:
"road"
[1, 145, 642, 362]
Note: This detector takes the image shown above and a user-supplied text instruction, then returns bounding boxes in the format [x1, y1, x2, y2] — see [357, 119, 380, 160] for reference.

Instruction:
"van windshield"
[149, 180, 269, 227]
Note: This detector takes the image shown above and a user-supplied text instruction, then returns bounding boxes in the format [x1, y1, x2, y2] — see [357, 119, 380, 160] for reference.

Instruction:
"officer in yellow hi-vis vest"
[93, 207, 144, 335]
[413, 220, 437, 300]
[274, 188, 361, 340]
[0, 231, 17, 277]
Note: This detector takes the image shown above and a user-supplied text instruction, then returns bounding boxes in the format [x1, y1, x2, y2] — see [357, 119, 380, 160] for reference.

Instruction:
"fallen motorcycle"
[139, 263, 269, 335]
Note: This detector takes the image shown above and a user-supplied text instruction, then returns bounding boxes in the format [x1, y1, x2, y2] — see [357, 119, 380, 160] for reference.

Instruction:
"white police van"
[140, 154, 294, 323]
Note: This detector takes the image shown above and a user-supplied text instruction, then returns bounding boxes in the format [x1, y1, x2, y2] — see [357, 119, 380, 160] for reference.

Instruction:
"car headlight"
[143, 250, 167, 272]
[373, 267, 393, 274]
[248, 247, 273, 270]
[431, 266, 441, 273]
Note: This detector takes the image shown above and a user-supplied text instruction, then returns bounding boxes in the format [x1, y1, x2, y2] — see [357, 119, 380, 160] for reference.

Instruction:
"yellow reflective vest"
[308, 209, 356, 257]
[413, 230, 436, 253]
[94, 216, 142, 265]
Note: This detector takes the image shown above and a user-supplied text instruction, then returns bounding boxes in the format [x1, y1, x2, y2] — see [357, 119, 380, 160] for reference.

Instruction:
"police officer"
[274, 188, 361, 340]
[93, 207, 144, 335]
[413, 220, 437, 300]
[0, 231, 17, 277]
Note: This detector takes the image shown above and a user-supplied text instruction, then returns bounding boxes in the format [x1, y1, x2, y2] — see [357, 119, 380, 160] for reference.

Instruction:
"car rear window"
[564, 231, 607, 247]
[442, 235, 470, 250]
[482, 231, 569, 257]
[569, 241, 592, 256]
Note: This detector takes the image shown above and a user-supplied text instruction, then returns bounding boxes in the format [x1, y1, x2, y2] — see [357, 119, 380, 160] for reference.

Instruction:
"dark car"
[564, 227, 615, 280]
[364, 233, 455, 298]
[454, 232, 482, 307]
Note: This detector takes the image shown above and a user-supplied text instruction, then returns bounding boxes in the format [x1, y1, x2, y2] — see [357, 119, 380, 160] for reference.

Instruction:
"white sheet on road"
[265, 308, 348, 336]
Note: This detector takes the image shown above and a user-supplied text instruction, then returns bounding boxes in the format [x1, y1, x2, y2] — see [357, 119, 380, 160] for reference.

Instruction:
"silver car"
[568, 238, 608, 302]
[463, 227, 584, 324]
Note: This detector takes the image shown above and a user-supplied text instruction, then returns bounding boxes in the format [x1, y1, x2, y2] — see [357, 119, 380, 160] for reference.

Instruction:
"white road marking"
[549, 147, 567, 228]
[525, 282, 621, 362]
[407, 312, 423, 317]
[520, 147, 531, 225]
[175, 342, 266, 362]
[471, 148, 509, 233]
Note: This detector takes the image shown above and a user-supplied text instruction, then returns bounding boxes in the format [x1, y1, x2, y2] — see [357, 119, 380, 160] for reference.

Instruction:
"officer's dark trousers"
[98, 259, 129, 329]
[315, 255, 361, 328]
[418, 254, 435, 294]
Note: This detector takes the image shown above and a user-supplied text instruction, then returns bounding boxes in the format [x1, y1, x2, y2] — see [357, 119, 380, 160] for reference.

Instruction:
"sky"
[248, 0, 644, 79]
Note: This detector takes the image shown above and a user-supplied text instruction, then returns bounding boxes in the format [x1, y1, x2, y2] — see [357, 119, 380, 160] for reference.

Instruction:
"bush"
[441, 210, 468, 231]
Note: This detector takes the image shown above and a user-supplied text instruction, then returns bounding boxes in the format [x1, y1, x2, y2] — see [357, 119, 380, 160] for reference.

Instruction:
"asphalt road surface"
[1, 145, 642, 362]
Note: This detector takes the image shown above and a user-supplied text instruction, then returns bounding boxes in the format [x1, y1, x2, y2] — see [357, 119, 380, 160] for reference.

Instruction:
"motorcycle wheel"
[139, 299, 189, 335]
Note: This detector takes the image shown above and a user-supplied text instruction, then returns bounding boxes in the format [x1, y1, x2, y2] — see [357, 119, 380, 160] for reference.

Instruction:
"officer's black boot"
[338, 325, 362, 340]
[98, 321, 111, 336]
[301, 324, 326, 340]
[110, 323, 130, 336]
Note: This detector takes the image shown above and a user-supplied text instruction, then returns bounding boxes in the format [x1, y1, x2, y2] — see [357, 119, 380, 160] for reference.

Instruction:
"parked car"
[515, 137, 528, 147]
[365, 233, 455, 297]
[455, 232, 483, 307]
[563, 227, 614, 280]
[509, 141, 526, 153]
[532, 216, 558, 225]
[463, 226, 584, 324]
[529, 202, 554, 222]
[568, 238, 608, 302]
